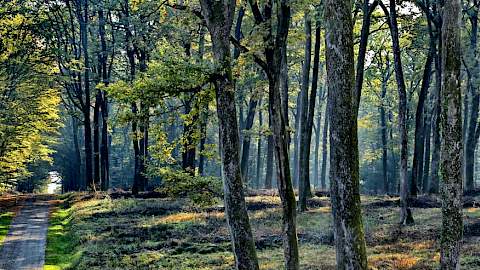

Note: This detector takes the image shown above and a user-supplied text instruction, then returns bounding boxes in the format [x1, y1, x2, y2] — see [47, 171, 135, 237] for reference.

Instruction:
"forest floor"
[44, 192, 480, 270]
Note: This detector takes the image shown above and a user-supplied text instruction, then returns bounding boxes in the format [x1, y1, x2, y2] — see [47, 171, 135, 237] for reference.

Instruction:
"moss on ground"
[43, 194, 480, 270]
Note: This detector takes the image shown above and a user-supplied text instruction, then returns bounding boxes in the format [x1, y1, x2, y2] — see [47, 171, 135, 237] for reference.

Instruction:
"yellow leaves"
[358, 114, 375, 129]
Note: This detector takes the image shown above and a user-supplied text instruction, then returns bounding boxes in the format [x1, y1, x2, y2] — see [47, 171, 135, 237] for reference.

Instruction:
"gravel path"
[0, 200, 49, 270]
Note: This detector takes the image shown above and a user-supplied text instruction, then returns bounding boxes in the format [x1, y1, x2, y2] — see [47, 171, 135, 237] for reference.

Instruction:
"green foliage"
[0, 3, 61, 189]
[154, 168, 222, 206]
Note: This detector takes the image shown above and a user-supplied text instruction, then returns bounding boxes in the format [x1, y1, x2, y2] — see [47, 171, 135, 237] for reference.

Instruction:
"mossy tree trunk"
[324, 0, 368, 268]
[440, 0, 463, 267]
[199, 2, 259, 269]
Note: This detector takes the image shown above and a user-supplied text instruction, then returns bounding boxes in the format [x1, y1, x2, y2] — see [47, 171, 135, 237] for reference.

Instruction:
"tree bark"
[354, 0, 378, 114]
[200, 2, 259, 269]
[430, 36, 443, 195]
[411, 40, 435, 194]
[465, 5, 479, 192]
[440, 0, 463, 267]
[198, 26, 207, 176]
[423, 97, 432, 193]
[298, 14, 312, 212]
[379, 59, 391, 193]
[181, 99, 197, 175]
[320, 102, 329, 190]
[292, 92, 301, 188]
[313, 93, 324, 188]
[240, 95, 260, 183]
[72, 116, 82, 191]
[255, 107, 264, 188]
[247, 2, 299, 268]
[324, 0, 368, 268]
[265, 131, 274, 189]
[79, 0, 93, 190]
[93, 91, 101, 188]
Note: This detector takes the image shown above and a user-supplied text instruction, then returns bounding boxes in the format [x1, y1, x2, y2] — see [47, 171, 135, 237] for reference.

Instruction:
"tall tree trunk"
[72, 116, 82, 191]
[281, 35, 290, 146]
[93, 91, 101, 189]
[298, 14, 312, 211]
[320, 103, 329, 190]
[100, 97, 109, 190]
[265, 132, 274, 189]
[292, 92, 301, 188]
[255, 108, 264, 188]
[423, 98, 432, 193]
[131, 102, 141, 195]
[411, 40, 435, 194]
[354, 0, 379, 114]
[197, 26, 208, 176]
[94, 2, 111, 191]
[139, 50, 149, 190]
[240, 95, 260, 183]
[324, 0, 367, 267]
[247, 2, 299, 268]
[79, 0, 92, 190]
[300, 21, 321, 209]
[181, 99, 197, 175]
[198, 113, 208, 176]
[380, 63, 390, 193]
[389, 111, 399, 191]
[313, 94, 323, 188]
[430, 36, 443, 194]
[380, 0, 413, 225]
[440, 0, 463, 267]
[200, 2, 259, 269]
[465, 6, 479, 192]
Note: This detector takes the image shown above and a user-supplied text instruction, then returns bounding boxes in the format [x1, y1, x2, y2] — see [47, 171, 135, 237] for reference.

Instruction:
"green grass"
[0, 211, 14, 244]
[42, 194, 480, 270]
[44, 203, 82, 270]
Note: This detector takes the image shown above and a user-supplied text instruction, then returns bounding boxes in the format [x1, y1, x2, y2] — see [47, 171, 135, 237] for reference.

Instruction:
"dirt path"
[0, 200, 49, 270]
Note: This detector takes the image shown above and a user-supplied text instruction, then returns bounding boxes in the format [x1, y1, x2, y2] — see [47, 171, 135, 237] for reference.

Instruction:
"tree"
[245, 1, 299, 268]
[463, 0, 480, 192]
[324, 0, 367, 268]
[199, 1, 259, 269]
[298, 12, 312, 211]
[379, 0, 413, 225]
[440, 0, 463, 267]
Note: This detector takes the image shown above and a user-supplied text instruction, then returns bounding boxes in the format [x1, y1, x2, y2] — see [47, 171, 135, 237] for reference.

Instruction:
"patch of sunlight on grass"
[369, 254, 420, 270]
[259, 244, 336, 270]
[0, 212, 14, 245]
[246, 195, 281, 204]
[44, 206, 82, 270]
[465, 207, 480, 218]
[159, 212, 204, 223]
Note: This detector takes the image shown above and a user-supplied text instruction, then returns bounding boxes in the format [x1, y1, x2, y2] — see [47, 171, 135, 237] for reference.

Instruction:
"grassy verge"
[44, 200, 82, 270]
[0, 211, 14, 244]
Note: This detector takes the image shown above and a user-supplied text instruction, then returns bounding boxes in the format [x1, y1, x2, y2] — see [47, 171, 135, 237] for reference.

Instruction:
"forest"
[0, 0, 478, 269]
